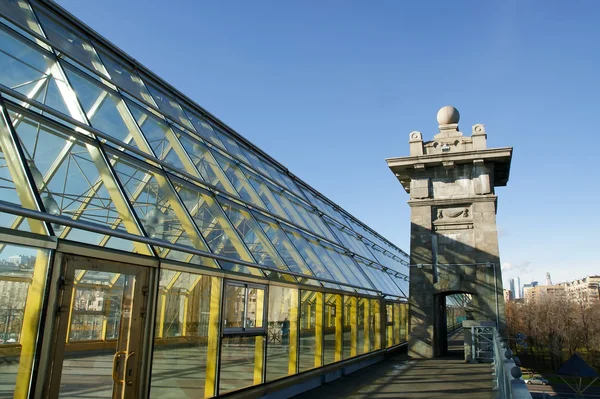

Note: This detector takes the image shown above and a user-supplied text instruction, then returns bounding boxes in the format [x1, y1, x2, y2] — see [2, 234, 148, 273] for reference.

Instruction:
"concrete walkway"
[292, 332, 495, 399]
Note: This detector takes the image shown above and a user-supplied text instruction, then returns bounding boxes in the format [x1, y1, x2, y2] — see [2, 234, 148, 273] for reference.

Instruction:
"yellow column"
[350, 297, 358, 357]
[334, 295, 343, 362]
[306, 303, 311, 329]
[157, 291, 167, 339]
[394, 303, 401, 345]
[314, 292, 323, 368]
[204, 277, 221, 398]
[14, 250, 49, 398]
[253, 336, 264, 384]
[101, 297, 111, 341]
[363, 299, 370, 354]
[181, 294, 189, 337]
[288, 290, 298, 375]
[373, 300, 381, 350]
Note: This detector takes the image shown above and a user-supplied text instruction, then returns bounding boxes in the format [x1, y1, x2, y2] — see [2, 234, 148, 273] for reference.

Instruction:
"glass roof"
[0, 0, 409, 298]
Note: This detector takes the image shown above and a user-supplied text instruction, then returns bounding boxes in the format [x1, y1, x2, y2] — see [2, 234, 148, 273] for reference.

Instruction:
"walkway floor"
[293, 332, 495, 399]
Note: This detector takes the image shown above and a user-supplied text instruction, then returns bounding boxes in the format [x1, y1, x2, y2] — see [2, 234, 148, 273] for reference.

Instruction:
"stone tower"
[386, 106, 512, 359]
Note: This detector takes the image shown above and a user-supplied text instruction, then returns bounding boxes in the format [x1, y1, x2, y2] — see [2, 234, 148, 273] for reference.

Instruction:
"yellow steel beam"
[334, 295, 342, 362]
[13, 249, 50, 398]
[373, 300, 381, 351]
[0, 104, 48, 235]
[350, 297, 357, 357]
[288, 289, 298, 376]
[253, 336, 264, 385]
[363, 299, 370, 354]
[181, 294, 189, 337]
[394, 303, 401, 345]
[204, 277, 221, 398]
[314, 292, 323, 368]
[101, 297, 111, 341]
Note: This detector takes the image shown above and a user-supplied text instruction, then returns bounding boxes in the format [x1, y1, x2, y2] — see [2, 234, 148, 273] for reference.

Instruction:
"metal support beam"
[314, 292, 323, 369]
[334, 294, 342, 362]
[288, 289, 298, 376]
[13, 249, 50, 398]
[204, 277, 221, 398]
[350, 296, 357, 357]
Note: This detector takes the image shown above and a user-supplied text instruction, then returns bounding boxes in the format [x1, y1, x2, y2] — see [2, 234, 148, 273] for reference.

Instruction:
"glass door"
[48, 255, 149, 399]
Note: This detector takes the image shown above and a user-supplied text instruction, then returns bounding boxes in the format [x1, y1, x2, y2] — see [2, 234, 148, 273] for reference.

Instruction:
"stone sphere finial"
[437, 105, 460, 125]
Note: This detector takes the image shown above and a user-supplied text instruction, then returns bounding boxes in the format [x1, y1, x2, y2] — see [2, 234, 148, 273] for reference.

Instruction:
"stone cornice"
[407, 195, 497, 208]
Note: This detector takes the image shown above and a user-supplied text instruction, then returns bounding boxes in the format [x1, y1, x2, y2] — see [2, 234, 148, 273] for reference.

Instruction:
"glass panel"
[220, 200, 289, 272]
[211, 151, 265, 209]
[272, 191, 308, 229]
[150, 270, 217, 398]
[253, 213, 317, 281]
[299, 290, 322, 372]
[371, 298, 381, 351]
[142, 79, 194, 130]
[68, 272, 125, 342]
[213, 128, 249, 164]
[0, 243, 50, 396]
[124, 98, 188, 169]
[8, 109, 152, 254]
[95, 45, 155, 105]
[32, 2, 106, 75]
[62, 63, 142, 147]
[2, 0, 45, 37]
[219, 335, 265, 394]
[246, 287, 264, 328]
[243, 170, 289, 220]
[58, 268, 137, 398]
[323, 294, 341, 365]
[223, 283, 244, 329]
[283, 227, 334, 282]
[240, 148, 270, 177]
[266, 285, 297, 382]
[175, 133, 237, 196]
[0, 24, 72, 117]
[108, 150, 218, 266]
[171, 179, 255, 266]
[306, 239, 351, 286]
[357, 297, 368, 355]
[183, 109, 225, 149]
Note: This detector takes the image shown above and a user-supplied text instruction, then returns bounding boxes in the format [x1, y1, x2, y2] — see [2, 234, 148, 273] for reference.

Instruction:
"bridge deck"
[293, 332, 495, 399]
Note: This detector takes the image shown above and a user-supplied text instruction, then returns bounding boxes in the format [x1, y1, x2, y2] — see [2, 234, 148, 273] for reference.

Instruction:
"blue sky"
[55, 0, 600, 287]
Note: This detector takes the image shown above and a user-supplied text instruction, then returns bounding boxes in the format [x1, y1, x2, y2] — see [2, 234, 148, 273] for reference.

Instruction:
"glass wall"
[266, 285, 298, 382]
[150, 268, 221, 399]
[0, 243, 50, 397]
[0, 1, 412, 397]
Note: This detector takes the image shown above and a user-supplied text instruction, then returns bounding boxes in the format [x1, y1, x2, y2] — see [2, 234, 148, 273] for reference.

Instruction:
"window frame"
[222, 279, 268, 336]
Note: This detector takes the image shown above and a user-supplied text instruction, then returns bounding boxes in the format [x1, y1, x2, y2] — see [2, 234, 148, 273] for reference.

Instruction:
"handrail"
[490, 328, 533, 399]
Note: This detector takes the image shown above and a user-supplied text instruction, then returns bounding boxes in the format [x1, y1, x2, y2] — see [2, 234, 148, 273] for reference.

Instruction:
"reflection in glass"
[150, 269, 217, 399]
[223, 283, 245, 329]
[0, 243, 49, 396]
[219, 335, 265, 394]
[323, 294, 342, 365]
[299, 290, 322, 372]
[266, 286, 298, 381]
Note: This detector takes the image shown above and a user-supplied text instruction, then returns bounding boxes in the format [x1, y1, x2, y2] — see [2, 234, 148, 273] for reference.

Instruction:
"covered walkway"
[293, 332, 495, 399]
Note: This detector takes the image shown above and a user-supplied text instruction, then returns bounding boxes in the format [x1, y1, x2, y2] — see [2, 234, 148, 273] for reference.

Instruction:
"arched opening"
[433, 292, 471, 357]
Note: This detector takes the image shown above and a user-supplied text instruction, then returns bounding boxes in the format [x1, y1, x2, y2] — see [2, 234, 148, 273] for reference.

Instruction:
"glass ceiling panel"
[174, 130, 237, 197]
[282, 226, 336, 283]
[169, 177, 257, 268]
[62, 62, 142, 148]
[211, 150, 265, 209]
[252, 212, 317, 283]
[0, 102, 49, 234]
[268, 186, 308, 229]
[8, 108, 154, 254]
[219, 199, 295, 282]
[107, 149, 217, 267]
[0, 24, 72, 118]
[182, 108, 225, 150]
[335, 251, 376, 290]
[305, 238, 354, 288]
[142, 77, 194, 131]
[94, 44, 156, 106]
[213, 127, 249, 164]
[2, 0, 45, 37]
[31, 1, 106, 76]
[243, 170, 290, 220]
[124, 97, 187, 170]
[240, 147, 270, 177]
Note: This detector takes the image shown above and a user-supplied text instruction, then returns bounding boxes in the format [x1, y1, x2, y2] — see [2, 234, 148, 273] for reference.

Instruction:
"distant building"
[524, 284, 566, 303]
[515, 276, 522, 299]
[558, 276, 600, 305]
[504, 289, 514, 302]
[509, 279, 516, 299]
[546, 272, 553, 286]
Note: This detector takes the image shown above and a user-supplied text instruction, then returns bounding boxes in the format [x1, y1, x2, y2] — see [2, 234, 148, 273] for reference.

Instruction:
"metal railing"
[489, 328, 533, 399]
